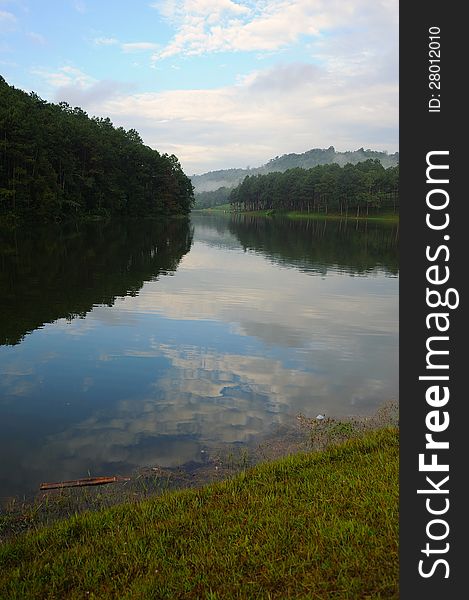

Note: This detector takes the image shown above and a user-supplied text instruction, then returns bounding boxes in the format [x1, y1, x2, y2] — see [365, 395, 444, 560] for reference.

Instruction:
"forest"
[0, 77, 194, 222]
[191, 146, 399, 194]
[229, 160, 399, 216]
[194, 186, 232, 209]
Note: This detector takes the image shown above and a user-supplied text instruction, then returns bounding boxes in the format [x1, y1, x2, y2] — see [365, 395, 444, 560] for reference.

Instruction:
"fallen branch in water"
[40, 476, 131, 490]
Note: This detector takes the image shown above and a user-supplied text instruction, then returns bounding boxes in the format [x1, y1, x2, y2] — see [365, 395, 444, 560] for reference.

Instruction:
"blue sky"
[1, 0, 398, 174]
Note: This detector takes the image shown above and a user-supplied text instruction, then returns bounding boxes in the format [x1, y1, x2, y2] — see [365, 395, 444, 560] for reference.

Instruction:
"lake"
[0, 214, 398, 500]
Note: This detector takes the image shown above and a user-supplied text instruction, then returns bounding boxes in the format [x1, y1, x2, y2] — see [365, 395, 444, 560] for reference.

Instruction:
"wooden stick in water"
[40, 476, 130, 490]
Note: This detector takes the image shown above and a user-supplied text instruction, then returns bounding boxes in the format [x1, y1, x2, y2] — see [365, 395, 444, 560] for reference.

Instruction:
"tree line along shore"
[229, 160, 398, 217]
[1, 76, 399, 226]
[0, 77, 194, 224]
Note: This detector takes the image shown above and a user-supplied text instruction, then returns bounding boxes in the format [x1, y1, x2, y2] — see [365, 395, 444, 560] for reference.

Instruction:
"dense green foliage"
[191, 146, 399, 195]
[264, 146, 399, 171]
[0, 77, 194, 221]
[0, 428, 398, 598]
[193, 186, 231, 208]
[230, 160, 399, 216]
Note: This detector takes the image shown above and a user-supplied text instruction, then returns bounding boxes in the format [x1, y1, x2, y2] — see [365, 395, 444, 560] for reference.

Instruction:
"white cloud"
[32, 66, 133, 107]
[242, 62, 323, 92]
[112, 1, 399, 173]
[27, 31, 47, 45]
[72, 0, 86, 13]
[94, 36, 119, 46]
[30, 0, 398, 173]
[0, 58, 17, 66]
[149, 0, 396, 61]
[33, 65, 95, 88]
[94, 58, 397, 172]
[121, 41, 160, 53]
[153, 0, 250, 20]
[32, 51, 397, 174]
[0, 9, 16, 30]
[0, 8, 15, 18]
[57, 81, 135, 107]
[93, 37, 159, 53]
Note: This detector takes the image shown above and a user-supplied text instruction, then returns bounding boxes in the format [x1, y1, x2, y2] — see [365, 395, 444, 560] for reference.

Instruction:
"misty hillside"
[192, 146, 399, 195]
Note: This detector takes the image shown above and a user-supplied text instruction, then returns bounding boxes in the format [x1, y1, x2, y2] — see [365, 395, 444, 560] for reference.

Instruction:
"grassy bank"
[195, 207, 399, 224]
[192, 203, 232, 212]
[276, 210, 399, 224]
[240, 210, 399, 224]
[0, 428, 398, 599]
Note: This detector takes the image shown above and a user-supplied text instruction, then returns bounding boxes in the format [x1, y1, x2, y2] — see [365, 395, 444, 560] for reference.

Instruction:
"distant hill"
[192, 147, 399, 202]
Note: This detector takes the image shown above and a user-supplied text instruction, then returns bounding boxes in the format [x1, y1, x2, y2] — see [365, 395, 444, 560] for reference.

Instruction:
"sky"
[0, 0, 398, 175]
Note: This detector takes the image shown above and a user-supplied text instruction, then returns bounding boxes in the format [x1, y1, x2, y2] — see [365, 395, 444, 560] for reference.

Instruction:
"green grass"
[235, 210, 399, 224]
[193, 203, 232, 212]
[281, 211, 399, 224]
[0, 428, 398, 599]
[196, 207, 400, 224]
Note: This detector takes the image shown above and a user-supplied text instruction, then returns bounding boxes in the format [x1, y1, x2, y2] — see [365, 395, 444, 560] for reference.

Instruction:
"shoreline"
[0, 401, 398, 543]
[0, 423, 399, 598]
[193, 207, 399, 224]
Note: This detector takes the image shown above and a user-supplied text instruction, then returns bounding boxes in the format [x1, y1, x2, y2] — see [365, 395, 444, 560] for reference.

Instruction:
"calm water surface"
[0, 214, 398, 499]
